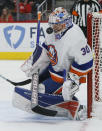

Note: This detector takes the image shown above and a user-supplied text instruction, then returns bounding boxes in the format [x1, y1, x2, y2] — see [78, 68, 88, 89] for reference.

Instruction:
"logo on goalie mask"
[4, 25, 25, 49]
[47, 45, 58, 66]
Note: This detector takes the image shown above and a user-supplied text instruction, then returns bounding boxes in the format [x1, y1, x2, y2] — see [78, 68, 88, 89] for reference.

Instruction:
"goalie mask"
[48, 7, 73, 39]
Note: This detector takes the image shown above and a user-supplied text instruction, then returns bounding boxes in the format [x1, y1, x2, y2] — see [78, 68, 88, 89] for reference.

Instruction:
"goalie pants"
[38, 67, 62, 94]
[39, 68, 78, 101]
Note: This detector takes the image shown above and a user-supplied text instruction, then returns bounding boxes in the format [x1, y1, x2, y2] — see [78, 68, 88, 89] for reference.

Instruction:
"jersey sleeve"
[69, 38, 93, 76]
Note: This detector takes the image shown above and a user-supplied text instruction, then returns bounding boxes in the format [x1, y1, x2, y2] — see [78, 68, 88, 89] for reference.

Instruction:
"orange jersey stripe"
[70, 67, 91, 76]
[79, 76, 86, 83]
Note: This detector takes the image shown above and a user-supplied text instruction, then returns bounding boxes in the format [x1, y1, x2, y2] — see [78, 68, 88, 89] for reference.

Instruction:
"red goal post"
[87, 12, 102, 118]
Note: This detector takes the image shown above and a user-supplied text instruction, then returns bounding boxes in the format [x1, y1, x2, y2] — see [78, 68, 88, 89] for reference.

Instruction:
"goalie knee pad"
[38, 84, 45, 94]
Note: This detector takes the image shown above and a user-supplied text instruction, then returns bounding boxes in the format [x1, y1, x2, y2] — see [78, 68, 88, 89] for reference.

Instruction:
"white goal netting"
[87, 12, 102, 119]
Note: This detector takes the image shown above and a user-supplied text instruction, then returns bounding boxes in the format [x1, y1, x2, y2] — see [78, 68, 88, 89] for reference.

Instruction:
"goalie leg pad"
[12, 87, 33, 113]
[13, 87, 82, 119]
[62, 80, 79, 101]
[38, 92, 80, 120]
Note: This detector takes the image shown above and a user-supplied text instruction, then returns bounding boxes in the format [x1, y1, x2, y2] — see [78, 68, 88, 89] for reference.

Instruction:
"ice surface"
[0, 60, 102, 131]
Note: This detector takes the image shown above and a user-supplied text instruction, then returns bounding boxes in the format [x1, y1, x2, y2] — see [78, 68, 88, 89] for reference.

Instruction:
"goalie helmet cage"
[87, 12, 102, 118]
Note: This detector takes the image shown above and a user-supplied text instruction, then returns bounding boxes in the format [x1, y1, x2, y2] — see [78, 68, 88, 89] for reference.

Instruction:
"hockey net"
[87, 12, 102, 119]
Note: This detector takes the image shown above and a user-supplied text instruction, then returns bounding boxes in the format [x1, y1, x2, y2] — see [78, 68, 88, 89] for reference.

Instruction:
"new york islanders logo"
[4, 25, 25, 49]
[47, 45, 58, 66]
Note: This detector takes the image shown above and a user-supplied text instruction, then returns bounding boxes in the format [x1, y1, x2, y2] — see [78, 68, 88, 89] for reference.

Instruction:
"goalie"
[15, 7, 93, 120]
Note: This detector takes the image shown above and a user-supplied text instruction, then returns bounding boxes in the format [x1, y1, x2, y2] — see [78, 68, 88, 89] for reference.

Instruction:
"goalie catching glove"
[21, 44, 50, 77]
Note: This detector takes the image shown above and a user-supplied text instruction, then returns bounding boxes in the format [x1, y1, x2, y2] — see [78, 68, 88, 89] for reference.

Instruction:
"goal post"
[87, 12, 102, 118]
[87, 13, 93, 118]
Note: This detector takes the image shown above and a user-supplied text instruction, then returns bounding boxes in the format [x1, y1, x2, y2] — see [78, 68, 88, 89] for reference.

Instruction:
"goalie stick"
[0, 74, 31, 86]
[30, 11, 57, 116]
[31, 10, 41, 109]
[31, 70, 57, 116]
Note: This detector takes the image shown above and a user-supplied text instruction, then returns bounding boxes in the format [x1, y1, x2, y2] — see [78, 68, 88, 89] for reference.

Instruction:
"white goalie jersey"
[19, 7, 92, 120]
[43, 23, 93, 83]
[21, 23, 93, 83]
